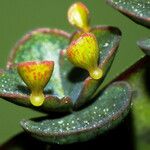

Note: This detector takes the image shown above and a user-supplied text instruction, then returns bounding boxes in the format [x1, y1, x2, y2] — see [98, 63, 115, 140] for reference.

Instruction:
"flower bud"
[17, 61, 54, 106]
[67, 33, 103, 80]
[68, 2, 90, 32]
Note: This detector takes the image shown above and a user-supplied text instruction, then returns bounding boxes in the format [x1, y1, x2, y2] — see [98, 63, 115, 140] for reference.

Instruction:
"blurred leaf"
[107, 0, 150, 28]
[137, 38, 150, 55]
[115, 56, 150, 150]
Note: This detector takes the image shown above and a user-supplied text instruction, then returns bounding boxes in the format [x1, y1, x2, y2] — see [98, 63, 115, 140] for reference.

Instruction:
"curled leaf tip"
[67, 32, 102, 80]
[68, 2, 90, 32]
[17, 61, 54, 106]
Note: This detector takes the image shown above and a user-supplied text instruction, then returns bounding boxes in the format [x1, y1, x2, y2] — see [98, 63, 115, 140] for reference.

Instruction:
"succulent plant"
[107, 0, 150, 150]
[0, 1, 132, 146]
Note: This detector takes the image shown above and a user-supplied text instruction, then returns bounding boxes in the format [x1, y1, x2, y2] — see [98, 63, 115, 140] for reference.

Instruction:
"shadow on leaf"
[0, 112, 135, 150]
[67, 67, 88, 83]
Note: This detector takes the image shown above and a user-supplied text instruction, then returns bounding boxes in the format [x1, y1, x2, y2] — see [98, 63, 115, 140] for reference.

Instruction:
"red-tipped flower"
[67, 33, 103, 80]
[17, 61, 54, 106]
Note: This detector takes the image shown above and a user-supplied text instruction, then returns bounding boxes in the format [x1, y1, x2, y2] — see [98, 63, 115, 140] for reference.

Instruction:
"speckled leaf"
[60, 26, 121, 108]
[0, 69, 73, 113]
[7, 28, 70, 100]
[59, 50, 88, 104]
[21, 81, 131, 144]
[114, 56, 150, 150]
[107, 0, 150, 28]
[0, 122, 135, 150]
[137, 38, 150, 55]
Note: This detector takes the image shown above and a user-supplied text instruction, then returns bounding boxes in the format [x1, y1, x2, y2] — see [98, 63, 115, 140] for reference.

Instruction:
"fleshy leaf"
[59, 50, 84, 103]
[137, 38, 150, 55]
[114, 56, 150, 150]
[0, 122, 135, 150]
[107, 0, 150, 28]
[60, 26, 121, 108]
[0, 69, 73, 113]
[2, 27, 121, 110]
[7, 28, 70, 99]
[21, 81, 131, 144]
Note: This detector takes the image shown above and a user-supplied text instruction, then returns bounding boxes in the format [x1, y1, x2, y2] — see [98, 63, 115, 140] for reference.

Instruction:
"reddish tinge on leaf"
[17, 61, 54, 107]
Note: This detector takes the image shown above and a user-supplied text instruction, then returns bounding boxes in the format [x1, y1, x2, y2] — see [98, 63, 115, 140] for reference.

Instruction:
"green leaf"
[21, 81, 131, 144]
[0, 69, 73, 113]
[7, 28, 70, 99]
[115, 56, 150, 150]
[107, 0, 150, 28]
[0, 119, 134, 150]
[0, 27, 121, 111]
[60, 26, 121, 108]
[137, 38, 150, 55]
